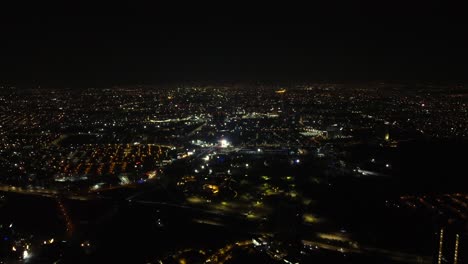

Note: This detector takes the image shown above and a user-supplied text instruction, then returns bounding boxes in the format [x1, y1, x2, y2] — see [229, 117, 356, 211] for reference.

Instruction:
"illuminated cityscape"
[1, 3, 467, 264]
[0, 83, 466, 263]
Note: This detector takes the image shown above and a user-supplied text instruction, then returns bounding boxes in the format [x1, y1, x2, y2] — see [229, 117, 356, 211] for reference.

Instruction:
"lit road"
[88, 184, 138, 193]
[0, 184, 59, 197]
[302, 240, 432, 264]
[186, 121, 207, 137]
[0, 184, 93, 200]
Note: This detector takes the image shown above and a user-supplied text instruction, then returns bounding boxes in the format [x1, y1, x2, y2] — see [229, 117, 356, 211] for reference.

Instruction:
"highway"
[302, 240, 432, 264]
[0, 184, 93, 200]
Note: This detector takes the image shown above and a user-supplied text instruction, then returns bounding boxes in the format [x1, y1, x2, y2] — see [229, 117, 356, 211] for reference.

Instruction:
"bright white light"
[220, 139, 227, 147]
[203, 155, 210, 161]
[219, 139, 230, 148]
[296, 159, 300, 163]
[257, 148, 261, 152]
[23, 250, 30, 259]
[245, 163, 249, 168]
[252, 238, 261, 246]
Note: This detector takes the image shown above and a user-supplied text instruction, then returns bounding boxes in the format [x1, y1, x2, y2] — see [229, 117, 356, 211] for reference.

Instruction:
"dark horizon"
[1, 2, 467, 87]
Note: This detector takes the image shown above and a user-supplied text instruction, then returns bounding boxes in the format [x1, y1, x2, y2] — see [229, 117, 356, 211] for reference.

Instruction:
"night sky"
[0, 2, 466, 86]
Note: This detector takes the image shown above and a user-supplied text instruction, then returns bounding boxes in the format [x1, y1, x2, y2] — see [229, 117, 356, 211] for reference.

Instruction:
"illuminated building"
[435, 228, 466, 264]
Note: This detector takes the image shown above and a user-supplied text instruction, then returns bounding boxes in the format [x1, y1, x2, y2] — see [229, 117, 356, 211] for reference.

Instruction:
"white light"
[252, 238, 261, 246]
[257, 148, 261, 152]
[219, 139, 230, 148]
[203, 156, 210, 161]
[23, 250, 30, 259]
[245, 163, 249, 167]
[296, 159, 300, 163]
